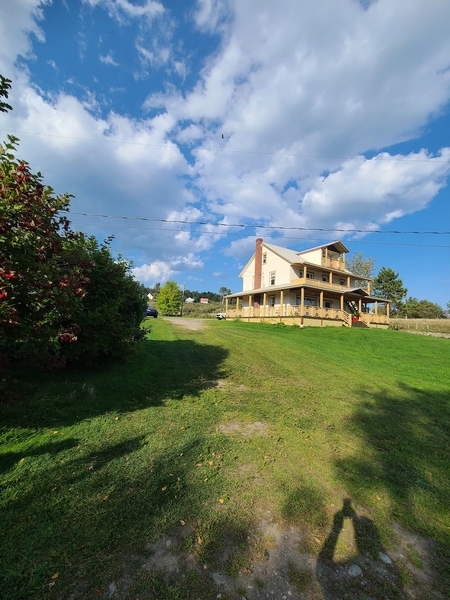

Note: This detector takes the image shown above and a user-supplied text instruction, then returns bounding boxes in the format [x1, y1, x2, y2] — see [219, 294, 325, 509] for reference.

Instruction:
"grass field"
[390, 318, 450, 334]
[1, 320, 449, 599]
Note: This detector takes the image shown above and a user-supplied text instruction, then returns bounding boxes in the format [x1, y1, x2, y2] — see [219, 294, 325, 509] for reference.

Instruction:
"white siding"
[241, 257, 255, 291]
[299, 248, 322, 265]
[261, 248, 292, 287]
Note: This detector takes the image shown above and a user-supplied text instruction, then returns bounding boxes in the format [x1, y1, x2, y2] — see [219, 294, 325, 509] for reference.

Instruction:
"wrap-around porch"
[225, 286, 390, 328]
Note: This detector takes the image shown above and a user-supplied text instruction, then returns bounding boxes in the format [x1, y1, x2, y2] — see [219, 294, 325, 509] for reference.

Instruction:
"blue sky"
[1, 0, 449, 306]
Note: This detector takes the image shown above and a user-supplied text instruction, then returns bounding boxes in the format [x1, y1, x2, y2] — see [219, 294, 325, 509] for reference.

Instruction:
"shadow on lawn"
[1, 338, 228, 428]
[316, 498, 407, 600]
[0, 433, 226, 599]
[335, 383, 450, 594]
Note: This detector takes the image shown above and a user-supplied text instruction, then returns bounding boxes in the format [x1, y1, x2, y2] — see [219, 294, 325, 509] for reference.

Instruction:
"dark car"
[145, 307, 158, 318]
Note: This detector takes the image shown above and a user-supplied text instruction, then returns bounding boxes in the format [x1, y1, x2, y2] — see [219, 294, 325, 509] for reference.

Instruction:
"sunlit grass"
[1, 320, 449, 598]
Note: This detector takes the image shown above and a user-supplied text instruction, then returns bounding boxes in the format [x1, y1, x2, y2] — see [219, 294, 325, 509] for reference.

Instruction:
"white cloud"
[82, 0, 164, 22]
[300, 150, 450, 231]
[193, 0, 229, 33]
[100, 52, 119, 66]
[2, 0, 450, 286]
[132, 253, 204, 285]
[132, 261, 174, 285]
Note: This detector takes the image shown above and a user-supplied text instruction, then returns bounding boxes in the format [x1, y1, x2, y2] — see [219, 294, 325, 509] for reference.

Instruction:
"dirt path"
[162, 317, 208, 331]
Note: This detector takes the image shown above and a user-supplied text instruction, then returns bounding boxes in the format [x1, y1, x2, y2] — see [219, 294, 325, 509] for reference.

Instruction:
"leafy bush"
[0, 135, 146, 378]
[62, 236, 147, 365]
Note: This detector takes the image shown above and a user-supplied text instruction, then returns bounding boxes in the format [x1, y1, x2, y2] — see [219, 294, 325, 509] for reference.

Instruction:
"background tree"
[346, 251, 376, 289]
[399, 297, 444, 319]
[156, 280, 182, 315]
[372, 267, 407, 315]
[219, 286, 231, 303]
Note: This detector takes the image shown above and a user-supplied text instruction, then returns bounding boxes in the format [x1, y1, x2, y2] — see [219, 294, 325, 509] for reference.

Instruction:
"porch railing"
[225, 306, 389, 326]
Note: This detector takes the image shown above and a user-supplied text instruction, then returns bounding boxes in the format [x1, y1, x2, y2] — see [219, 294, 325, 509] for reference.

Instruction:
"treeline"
[146, 284, 223, 303]
[348, 252, 448, 318]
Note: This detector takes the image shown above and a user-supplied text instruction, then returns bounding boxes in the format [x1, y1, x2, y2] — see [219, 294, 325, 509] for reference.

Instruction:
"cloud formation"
[0, 0, 450, 286]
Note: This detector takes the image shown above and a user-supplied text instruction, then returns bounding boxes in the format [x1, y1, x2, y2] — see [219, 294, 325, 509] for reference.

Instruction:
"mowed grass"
[0, 320, 449, 599]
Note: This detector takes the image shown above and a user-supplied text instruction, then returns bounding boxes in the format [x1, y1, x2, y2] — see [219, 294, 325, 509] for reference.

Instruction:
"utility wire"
[69, 221, 450, 248]
[1, 128, 449, 163]
[69, 212, 450, 235]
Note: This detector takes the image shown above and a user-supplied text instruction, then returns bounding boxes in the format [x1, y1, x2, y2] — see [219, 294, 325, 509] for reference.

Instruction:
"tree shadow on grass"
[1, 338, 228, 428]
[335, 383, 450, 595]
[0, 433, 231, 599]
[0, 437, 79, 475]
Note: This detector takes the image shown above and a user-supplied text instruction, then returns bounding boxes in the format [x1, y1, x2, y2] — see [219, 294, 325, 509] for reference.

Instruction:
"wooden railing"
[321, 257, 345, 270]
[225, 306, 389, 326]
[290, 278, 352, 291]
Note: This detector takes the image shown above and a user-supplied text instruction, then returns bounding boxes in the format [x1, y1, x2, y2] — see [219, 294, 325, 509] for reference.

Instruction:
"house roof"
[296, 240, 350, 255]
[226, 285, 388, 302]
[238, 239, 361, 279]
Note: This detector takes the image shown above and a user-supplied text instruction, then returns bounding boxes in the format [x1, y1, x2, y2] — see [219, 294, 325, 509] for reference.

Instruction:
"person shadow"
[316, 498, 408, 599]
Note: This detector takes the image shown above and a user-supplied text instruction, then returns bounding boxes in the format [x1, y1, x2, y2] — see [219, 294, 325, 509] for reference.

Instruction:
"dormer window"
[262, 253, 267, 264]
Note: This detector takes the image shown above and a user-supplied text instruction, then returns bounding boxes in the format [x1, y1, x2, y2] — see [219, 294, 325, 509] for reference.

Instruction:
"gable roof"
[238, 239, 361, 279]
[296, 240, 349, 255]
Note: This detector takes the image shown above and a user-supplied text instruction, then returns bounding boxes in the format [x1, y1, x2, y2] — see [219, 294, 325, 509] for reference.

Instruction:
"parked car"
[216, 312, 226, 320]
[145, 307, 158, 318]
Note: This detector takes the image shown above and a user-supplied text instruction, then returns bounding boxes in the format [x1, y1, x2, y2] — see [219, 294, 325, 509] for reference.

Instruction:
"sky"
[0, 0, 449, 306]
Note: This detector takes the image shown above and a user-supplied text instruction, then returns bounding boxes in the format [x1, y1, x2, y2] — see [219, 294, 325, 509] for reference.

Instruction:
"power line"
[1, 128, 449, 163]
[69, 212, 450, 235]
[69, 221, 450, 248]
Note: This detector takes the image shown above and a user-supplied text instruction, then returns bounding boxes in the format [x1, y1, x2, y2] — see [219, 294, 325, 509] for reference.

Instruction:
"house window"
[306, 272, 314, 280]
[324, 300, 332, 309]
[269, 272, 276, 285]
[268, 295, 275, 307]
[340, 278, 345, 286]
[296, 294, 301, 305]
[322, 273, 328, 282]
[262, 253, 267, 264]
[305, 297, 316, 306]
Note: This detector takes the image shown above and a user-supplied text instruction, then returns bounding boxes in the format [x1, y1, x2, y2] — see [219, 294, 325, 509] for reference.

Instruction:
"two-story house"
[224, 239, 390, 328]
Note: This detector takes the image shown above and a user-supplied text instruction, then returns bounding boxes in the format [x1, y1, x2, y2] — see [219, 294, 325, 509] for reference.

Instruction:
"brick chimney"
[254, 238, 263, 289]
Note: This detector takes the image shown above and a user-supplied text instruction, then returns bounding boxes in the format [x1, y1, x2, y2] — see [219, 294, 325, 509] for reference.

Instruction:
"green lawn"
[1, 320, 449, 599]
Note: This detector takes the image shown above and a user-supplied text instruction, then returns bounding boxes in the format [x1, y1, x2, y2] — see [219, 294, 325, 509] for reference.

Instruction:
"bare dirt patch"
[163, 317, 208, 331]
[218, 420, 269, 437]
[104, 511, 443, 599]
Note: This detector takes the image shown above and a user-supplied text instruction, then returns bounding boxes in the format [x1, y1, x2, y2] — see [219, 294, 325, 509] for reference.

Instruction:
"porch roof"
[226, 284, 389, 303]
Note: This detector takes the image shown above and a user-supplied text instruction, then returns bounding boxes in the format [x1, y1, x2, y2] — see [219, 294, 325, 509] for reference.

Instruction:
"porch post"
[300, 288, 305, 316]
[329, 272, 333, 285]
[347, 276, 351, 287]
[340, 294, 344, 315]
[320, 290, 324, 318]
[263, 293, 267, 319]
[280, 290, 284, 320]
[249, 294, 253, 318]
[236, 297, 240, 315]
[302, 265, 307, 279]
[375, 301, 378, 315]
[358, 298, 362, 313]
[367, 281, 371, 294]
[386, 303, 390, 318]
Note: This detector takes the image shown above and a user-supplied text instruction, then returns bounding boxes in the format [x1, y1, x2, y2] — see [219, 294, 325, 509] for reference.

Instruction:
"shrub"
[0, 135, 146, 379]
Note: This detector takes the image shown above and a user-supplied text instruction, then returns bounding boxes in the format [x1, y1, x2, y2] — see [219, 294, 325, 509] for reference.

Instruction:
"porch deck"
[225, 306, 389, 328]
